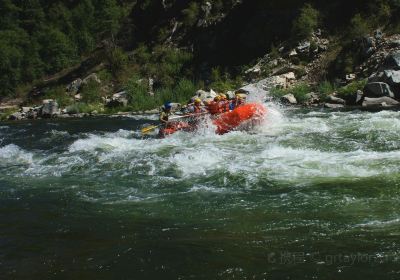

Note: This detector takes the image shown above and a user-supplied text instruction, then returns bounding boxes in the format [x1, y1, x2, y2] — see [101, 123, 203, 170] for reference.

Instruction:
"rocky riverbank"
[2, 30, 400, 122]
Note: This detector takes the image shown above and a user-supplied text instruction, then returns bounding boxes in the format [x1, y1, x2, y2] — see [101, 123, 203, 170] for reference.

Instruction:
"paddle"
[140, 112, 208, 134]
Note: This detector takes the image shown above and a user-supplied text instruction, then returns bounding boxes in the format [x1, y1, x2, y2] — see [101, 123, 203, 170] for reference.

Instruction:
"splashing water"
[0, 106, 400, 279]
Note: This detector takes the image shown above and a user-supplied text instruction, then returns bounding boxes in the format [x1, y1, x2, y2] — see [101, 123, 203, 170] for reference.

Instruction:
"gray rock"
[74, 93, 82, 101]
[82, 73, 101, 85]
[281, 94, 297, 104]
[296, 41, 311, 54]
[368, 72, 385, 83]
[106, 91, 128, 107]
[324, 103, 344, 109]
[374, 30, 383, 40]
[26, 110, 38, 119]
[384, 70, 400, 98]
[388, 39, 400, 48]
[384, 51, 400, 70]
[383, 70, 400, 85]
[361, 36, 375, 57]
[41, 99, 60, 118]
[193, 89, 217, 102]
[362, 97, 399, 107]
[21, 107, 32, 113]
[356, 90, 364, 104]
[8, 112, 24, 120]
[363, 82, 395, 98]
[66, 78, 82, 93]
[306, 92, 320, 104]
[327, 95, 346, 105]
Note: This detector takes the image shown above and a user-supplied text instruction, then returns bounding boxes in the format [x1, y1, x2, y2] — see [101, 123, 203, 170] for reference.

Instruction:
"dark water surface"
[1, 108, 400, 279]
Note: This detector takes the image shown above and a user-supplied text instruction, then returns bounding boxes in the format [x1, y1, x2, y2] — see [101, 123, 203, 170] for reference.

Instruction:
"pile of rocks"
[8, 100, 60, 120]
[362, 50, 400, 108]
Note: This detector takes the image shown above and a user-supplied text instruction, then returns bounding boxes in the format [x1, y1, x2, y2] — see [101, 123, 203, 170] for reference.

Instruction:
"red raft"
[159, 103, 266, 137]
[213, 103, 266, 135]
[159, 121, 192, 137]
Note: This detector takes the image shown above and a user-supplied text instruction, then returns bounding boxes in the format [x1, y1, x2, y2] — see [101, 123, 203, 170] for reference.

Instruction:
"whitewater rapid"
[1, 104, 399, 199]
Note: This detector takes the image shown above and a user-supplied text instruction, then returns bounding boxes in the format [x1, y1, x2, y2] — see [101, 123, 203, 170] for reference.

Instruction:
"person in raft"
[160, 102, 172, 127]
[206, 96, 223, 115]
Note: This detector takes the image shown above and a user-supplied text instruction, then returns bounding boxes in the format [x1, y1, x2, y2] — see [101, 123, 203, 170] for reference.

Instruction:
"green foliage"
[318, 81, 335, 101]
[209, 67, 242, 92]
[106, 46, 128, 75]
[132, 45, 193, 89]
[292, 4, 319, 40]
[80, 81, 102, 104]
[348, 14, 370, 40]
[124, 76, 197, 111]
[0, 0, 127, 98]
[337, 79, 367, 98]
[37, 27, 77, 73]
[94, 0, 125, 36]
[65, 103, 103, 114]
[269, 44, 280, 59]
[43, 86, 72, 107]
[182, 2, 199, 27]
[174, 79, 197, 101]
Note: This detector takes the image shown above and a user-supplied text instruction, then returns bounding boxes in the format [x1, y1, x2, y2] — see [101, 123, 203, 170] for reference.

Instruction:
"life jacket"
[207, 101, 220, 115]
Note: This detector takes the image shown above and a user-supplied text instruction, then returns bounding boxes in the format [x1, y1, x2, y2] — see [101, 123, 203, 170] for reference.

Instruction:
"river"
[0, 103, 400, 279]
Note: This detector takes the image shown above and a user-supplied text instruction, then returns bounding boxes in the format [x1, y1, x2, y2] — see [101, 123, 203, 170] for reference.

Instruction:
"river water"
[0, 103, 400, 279]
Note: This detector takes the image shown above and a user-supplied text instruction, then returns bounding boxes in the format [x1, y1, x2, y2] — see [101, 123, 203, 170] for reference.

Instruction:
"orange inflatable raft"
[158, 103, 266, 137]
[212, 103, 266, 135]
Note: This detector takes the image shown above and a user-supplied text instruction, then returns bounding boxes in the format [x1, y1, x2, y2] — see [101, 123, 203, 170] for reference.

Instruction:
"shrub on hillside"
[80, 80, 102, 103]
[182, 2, 199, 27]
[318, 81, 335, 101]
[292, 4, 320, 41]
[348, 14, 370, 41]
[337, 79, 367, 99]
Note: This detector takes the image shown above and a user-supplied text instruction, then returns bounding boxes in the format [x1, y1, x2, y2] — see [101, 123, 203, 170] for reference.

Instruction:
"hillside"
[1, 0, 400, 117]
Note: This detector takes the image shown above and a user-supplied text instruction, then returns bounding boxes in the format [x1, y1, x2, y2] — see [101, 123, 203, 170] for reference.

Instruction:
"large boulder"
[193, 89, 217, 102]
[383, 70, 400, 98]
[362, 96, 399, 108]
[8, 112, 24, 120]
[296, 41, 311, 54]
[281, 94, 297, 104]
[384, 51, 400, 70]
[327, 95, 346, 105]
[106, 91, 129, 107]
[41, 99, 60, 118]
[66, 78, 82, 93]
[363, 82, 395, 98]
[82, 73, 101, 85]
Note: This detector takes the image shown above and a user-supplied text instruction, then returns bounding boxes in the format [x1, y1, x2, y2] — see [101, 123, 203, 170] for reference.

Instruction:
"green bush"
[292, 4, 320, 40]
[209, 67, 241, 92]
[125, 77, 149, 109]
[80, 80, 102, 103]
[182, 2, 199, 27]
[43, 86, 72, 107]
[106, 46, 128, 75]
[337, 79, 367, 98]
[174, 79, 197, 102]
[66, 103, 103, 114]
[348, 14, 370, 40]
[318, 81, 335, 101]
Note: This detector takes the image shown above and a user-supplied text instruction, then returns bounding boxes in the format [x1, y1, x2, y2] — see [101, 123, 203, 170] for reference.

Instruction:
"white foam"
[0, 144, 33, 165]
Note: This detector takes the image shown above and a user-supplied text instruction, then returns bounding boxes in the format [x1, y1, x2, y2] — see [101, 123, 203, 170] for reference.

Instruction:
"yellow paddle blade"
[141, 125, 159, 134]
